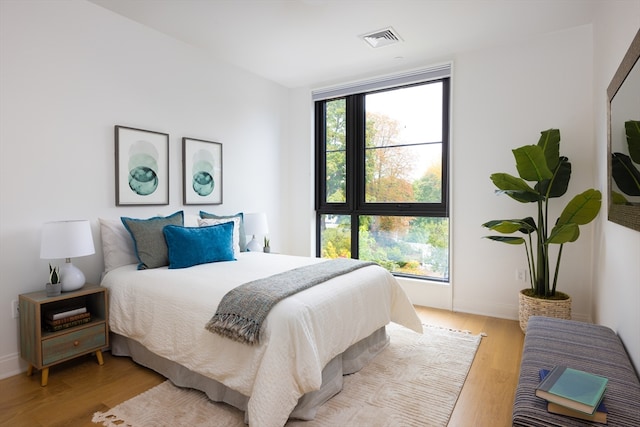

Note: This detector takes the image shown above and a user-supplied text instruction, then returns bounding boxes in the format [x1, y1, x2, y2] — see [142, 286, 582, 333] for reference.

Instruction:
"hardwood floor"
[414, 306, 524, 426]
[0, 306, 523, 427]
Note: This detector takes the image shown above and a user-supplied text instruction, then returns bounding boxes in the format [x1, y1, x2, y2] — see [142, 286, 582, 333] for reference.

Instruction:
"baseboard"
[453, 298, 591, 323]
[453, 298, 518, 321]
[397, 277, 452, 310]
[0, 352, 27, 380]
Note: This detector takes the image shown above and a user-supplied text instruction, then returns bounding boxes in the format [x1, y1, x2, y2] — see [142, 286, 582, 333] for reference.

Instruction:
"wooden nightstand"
[19, 284, 109, 386]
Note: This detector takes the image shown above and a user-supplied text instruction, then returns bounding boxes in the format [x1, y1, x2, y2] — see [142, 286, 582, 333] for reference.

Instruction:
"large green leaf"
[547, 223, 580, 244]
[557, 189, 602, 226]
[482, 218, 536, 234]
[490, 173, 540, 202]
[483, 236, 525, 245]
[513, 145, 553, 182]
[612, 152, 640, 196]
[626, 120, 640, 163]
[537, 128, 561, 171]
[537, 157, 571, 199]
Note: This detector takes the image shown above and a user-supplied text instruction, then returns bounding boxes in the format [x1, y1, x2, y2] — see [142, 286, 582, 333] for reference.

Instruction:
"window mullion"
[314, 102, 326, 211]
[346, 95, 365, 258]
[440, 78, 451, 215]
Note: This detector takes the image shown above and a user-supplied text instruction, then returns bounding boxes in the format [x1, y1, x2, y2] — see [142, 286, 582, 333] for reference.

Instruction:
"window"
[315, 74, 450, 281]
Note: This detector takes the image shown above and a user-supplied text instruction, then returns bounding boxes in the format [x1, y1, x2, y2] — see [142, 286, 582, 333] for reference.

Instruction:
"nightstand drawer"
[42, 324, 106, 366]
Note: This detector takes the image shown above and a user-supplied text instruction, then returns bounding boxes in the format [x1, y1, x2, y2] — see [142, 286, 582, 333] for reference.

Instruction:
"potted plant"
[46, 263, 62, 297]
[482, 129, 602, 332]
[263, 237, 271, 253]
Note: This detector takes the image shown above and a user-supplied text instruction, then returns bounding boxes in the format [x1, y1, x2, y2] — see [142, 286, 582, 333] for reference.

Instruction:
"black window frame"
[315, 78, 450, 273]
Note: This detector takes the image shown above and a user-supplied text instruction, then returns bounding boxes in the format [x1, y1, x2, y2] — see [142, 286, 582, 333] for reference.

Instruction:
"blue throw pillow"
[121, 211, 184, 270]
[163, 222, 236, 269]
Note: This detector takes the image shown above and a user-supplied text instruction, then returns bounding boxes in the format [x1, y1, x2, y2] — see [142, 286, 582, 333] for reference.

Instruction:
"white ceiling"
[88, 0, 599, 89]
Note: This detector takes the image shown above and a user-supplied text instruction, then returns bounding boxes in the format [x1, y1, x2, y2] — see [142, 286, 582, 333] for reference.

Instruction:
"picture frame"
[182, 137, 223, 205]
[115, 125, 169, 206]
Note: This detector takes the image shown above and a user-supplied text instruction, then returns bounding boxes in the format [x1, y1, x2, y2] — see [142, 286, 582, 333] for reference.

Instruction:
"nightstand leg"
[95, 350, 104, 366]
[26, 364, 34, 377]
[40, 368, 49, 387]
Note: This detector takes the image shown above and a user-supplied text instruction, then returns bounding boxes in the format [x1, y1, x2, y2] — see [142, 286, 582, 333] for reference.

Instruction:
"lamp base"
[60, 261, 86, 292]
[246, 236, 262, 252]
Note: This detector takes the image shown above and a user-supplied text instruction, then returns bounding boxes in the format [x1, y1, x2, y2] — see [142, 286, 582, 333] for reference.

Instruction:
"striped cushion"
[513, 316, 640, 426]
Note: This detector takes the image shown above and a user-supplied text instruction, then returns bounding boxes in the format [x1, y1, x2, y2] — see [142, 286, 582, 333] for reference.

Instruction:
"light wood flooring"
[0, 306, 524, 427]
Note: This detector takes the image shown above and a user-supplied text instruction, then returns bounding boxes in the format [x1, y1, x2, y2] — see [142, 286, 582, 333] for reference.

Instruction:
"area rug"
[93, 323, 483, 427]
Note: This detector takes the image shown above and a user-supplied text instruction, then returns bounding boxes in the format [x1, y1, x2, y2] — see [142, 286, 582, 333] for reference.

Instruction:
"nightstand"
[19, 284, 109, 386]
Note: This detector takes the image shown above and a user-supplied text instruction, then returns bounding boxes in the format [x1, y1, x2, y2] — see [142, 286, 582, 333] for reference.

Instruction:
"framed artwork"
[115, 125, 169, 206]
[182, 137, 223, 205]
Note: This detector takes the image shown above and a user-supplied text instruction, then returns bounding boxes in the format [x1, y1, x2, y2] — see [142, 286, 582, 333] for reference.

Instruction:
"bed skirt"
[109, 326, 389, 422]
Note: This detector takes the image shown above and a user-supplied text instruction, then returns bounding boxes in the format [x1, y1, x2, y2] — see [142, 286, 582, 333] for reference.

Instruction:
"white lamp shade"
[244, 213, 269, 252]
[40, 220, 95, 259]
[244, 212, 269, 236]
[40, 220, 95, 292]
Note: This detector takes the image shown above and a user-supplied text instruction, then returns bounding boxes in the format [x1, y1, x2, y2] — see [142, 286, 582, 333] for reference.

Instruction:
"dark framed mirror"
[608, 28, 640, 231]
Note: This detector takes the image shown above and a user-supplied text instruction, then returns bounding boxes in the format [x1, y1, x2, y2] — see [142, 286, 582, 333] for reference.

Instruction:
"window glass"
[325, 99, 346, 203]
[316, 78, 449, 281]
[358, 215, 449, 280]
[365, 84, 443, 204]
[319, 214, 351, 258]
[365, 144, 442, 203]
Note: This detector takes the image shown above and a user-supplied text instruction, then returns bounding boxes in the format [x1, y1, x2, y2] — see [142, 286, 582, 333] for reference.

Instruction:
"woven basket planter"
[518, 289, 571, 334]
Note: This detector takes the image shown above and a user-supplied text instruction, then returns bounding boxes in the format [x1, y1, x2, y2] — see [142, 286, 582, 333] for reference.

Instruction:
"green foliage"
[48, 263, 60, 284]
[325, 99, 347, 203]
[482, 129, 602, 297]
[413, 165, 442, 203]
[611, 120, 640, 202]
[321, 224, 351, 259]
[628, 120, 640, 162]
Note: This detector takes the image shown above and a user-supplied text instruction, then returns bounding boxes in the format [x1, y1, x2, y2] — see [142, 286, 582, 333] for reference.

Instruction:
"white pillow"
[198, 217, 241, 257]
[99, 218, 138, 272]
[185, 214, 200, 227]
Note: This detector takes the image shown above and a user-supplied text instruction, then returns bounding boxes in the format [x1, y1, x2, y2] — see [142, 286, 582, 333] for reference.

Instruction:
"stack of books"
[536, 366, 608, 424]
[44, 306, 91, 332]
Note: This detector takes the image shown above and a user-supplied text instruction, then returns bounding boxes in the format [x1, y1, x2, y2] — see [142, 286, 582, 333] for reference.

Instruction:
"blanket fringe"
[205, 313, 261, 345]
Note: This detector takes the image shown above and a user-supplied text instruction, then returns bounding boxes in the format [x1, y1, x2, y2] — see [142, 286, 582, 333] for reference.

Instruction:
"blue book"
[536, 366, 608, 415]
[539, 369, 608, 423]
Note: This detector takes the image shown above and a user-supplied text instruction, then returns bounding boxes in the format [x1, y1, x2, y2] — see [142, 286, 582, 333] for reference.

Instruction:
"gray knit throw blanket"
[205, 258, 376, 345]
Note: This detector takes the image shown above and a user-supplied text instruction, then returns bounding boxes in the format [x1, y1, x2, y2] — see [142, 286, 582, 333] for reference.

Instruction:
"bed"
[98, 213, 422, 427]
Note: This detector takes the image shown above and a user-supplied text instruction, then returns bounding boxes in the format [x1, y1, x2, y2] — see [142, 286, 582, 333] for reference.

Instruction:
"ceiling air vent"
[360, 27, 403, 48]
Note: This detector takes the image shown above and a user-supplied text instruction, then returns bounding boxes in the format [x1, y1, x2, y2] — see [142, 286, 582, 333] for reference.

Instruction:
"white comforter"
[101, 252, 422, 427]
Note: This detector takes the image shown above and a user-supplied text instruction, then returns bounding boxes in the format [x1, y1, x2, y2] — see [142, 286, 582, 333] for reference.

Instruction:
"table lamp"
[244, 212, 269, 252]
[40, 220, 95, 292]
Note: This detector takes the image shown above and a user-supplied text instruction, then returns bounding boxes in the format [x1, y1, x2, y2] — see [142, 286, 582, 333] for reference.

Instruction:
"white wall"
[452, 25, 596, 320]
[0, 0, 288, 378]
[281, 88, 315, 257]
[592, 1, 640, 373]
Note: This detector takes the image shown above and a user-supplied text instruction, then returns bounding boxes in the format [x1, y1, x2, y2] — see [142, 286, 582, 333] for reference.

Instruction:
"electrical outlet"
[516, 269, 526, 282]
[11, 300, 19, 319]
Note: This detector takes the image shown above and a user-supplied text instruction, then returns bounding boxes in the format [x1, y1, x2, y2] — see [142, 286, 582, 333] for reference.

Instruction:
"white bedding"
[101, 252, 422, 427]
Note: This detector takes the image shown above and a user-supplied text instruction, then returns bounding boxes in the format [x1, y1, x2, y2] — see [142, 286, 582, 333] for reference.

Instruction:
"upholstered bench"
[513, 316, 640, 426]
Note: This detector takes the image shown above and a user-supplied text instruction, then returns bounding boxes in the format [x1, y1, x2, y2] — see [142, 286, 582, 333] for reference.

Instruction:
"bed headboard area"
[98, 210, 245, 273]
